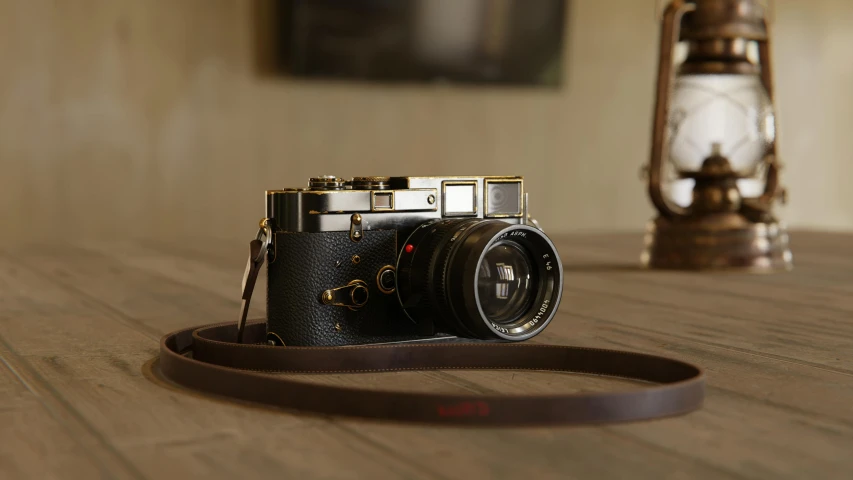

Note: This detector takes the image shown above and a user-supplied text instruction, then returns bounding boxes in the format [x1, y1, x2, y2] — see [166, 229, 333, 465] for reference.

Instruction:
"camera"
[264, 176, 564, 347]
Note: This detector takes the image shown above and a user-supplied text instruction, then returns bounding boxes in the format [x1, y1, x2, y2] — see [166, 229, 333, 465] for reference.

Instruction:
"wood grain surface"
[1, 231, 851, 479]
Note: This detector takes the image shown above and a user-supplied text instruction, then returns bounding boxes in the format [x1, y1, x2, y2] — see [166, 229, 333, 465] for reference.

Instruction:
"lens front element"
[477, 242, 534, 325]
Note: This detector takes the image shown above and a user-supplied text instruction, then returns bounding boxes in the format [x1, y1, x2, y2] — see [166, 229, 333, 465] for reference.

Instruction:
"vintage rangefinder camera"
[263, 176, 564, 347]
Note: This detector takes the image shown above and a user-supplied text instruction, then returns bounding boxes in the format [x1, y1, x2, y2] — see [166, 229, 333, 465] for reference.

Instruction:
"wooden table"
[1, 232, 851, 479]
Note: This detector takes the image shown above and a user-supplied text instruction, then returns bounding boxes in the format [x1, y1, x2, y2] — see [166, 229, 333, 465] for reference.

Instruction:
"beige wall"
[1, 0, 851, 246]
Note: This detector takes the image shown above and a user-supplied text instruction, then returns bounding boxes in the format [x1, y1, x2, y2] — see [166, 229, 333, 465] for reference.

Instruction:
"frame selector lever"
[321, 280, 369, 310]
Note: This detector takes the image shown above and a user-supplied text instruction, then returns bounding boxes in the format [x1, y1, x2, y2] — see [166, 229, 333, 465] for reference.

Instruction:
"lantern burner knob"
[679, 144, 742, 181]
[699, 152, 736, 178]
[682, 154, 742, 214]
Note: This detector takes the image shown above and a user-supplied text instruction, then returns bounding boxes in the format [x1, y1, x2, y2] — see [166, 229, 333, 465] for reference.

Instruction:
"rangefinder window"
[485, 180, 522, 217]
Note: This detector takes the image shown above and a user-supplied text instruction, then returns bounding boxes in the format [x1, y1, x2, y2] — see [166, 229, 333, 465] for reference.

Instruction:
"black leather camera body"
[264, 176, 564, 347]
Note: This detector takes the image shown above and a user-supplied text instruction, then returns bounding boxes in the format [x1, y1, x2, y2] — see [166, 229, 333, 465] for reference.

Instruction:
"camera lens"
[477, 242, 534, 325]
[396, 219, 562, 341]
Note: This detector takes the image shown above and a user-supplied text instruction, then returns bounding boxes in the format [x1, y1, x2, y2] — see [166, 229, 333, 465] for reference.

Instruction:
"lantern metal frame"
[642, 0, 792, 272]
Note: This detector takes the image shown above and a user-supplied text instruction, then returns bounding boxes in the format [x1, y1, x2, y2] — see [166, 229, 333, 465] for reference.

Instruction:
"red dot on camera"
[405, 244, 414, 253]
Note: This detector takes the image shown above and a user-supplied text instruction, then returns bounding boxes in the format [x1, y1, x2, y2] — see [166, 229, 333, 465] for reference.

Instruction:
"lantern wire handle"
[755, 11, 783, 209]
[647, 0, 695, 219]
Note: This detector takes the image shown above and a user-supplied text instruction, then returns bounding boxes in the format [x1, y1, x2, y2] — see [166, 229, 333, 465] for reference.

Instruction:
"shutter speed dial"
[351, 177, 391, 190]
[309, 176, 346, 190]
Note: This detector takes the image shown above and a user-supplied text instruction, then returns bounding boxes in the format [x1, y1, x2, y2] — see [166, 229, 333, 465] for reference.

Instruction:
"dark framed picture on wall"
[259, 0, 568, 87]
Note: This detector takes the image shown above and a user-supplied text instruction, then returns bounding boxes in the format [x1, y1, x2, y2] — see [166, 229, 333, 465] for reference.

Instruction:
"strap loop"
[158, 321, 705, 426]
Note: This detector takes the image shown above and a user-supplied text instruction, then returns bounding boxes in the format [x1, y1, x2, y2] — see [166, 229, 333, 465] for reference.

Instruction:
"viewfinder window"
[443, 182, 477, 216]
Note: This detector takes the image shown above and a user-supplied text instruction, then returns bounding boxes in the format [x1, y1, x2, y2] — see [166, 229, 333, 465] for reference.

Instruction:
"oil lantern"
[642, 0, 792, 271]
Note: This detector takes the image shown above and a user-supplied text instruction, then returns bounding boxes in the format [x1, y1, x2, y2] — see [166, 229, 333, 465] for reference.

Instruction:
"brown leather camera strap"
[156, 238, 705, 426]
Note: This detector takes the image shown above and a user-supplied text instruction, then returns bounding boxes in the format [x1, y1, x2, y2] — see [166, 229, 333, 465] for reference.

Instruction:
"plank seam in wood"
[0, 332, 146, 479]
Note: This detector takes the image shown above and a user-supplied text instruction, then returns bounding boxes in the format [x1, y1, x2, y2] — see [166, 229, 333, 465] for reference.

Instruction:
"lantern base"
[641, 213, 793, 272]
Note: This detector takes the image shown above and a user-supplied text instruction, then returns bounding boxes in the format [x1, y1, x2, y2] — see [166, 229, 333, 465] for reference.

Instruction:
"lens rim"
[395, 219, 563, 342]
[461, 223, 562, 341]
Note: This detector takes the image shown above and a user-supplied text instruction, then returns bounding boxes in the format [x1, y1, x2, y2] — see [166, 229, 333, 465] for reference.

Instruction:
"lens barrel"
[396, 219, 563, 341]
